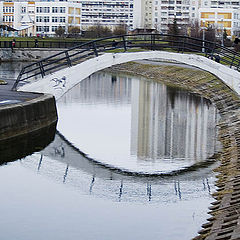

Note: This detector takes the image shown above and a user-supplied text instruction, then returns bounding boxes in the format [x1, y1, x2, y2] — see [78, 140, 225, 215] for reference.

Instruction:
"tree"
[84, 23, 112, 38]
[167, 17, 181, 46]
[223, 28, 228, 41]
[167, 17, 180, 36]
[205, 25, 216, 42]
[189, 20, 201, 38]
[113, 24, 127, 36]
[68, 26, 81, 37]
[55, 26, 65, 37]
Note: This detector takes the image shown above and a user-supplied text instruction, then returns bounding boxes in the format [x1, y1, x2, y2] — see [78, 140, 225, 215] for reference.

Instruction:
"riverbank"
[108, 62, 240, 240]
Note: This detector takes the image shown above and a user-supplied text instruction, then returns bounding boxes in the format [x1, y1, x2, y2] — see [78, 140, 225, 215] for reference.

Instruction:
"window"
[43, 7, 50, 13]
[52, 16, 58, 22]
[60, 17, 65, 22]
[44, 16, 49, 22]
[36, 16, 42, 22]
[36, 26, 43, 32]
[43, 26, 49, 32]
[60, 7, 65, 13]
[52, 26, 58, 32]
[52, 7, 58, 13]
[36, 7, 42, 13]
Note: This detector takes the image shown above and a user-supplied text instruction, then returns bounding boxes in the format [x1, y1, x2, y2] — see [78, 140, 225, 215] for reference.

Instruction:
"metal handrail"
[12, 34, 240, 90]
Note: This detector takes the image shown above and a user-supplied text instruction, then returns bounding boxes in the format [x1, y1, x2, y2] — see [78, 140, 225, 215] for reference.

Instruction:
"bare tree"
[113, 24, 127, 36]
[68, 26, 81, 37]
[55, 26, 65, 37]
[84, 23, 112, 38]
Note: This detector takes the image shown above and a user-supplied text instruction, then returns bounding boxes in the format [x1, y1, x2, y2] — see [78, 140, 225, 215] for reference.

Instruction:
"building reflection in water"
[57, 71, 218, 174]
[131, 79, 217, 163]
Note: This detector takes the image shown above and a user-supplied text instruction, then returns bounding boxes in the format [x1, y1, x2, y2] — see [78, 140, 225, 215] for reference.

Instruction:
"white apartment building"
[201, 0, 240, 9]
[133, 0, 153, 30]
[133, 0, 199, 34]
[79, 0, 134, 31]
[0, 1, 81, 37]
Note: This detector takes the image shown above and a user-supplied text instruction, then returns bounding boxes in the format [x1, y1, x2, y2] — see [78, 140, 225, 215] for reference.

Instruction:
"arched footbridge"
[12, 34, 240, 99]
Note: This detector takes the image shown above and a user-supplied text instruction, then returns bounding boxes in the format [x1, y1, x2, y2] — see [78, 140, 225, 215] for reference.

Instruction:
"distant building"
[0, 1, 81, 37]
[133, 0, 199, 34]
[199, 8, 240, 37]
[78, 0, 134, 31]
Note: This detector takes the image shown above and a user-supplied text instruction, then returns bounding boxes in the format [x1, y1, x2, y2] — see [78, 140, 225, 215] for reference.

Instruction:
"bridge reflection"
[20, 131, 217, 203]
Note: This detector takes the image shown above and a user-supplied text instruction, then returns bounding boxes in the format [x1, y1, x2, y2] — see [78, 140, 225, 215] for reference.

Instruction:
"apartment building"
[133, 0, 153, 30]
[79, 0, 134, 31]
[0, 1, 81, 37]
[133, 0, 199, 34]
[201, 0, 240, 9]
[199, 8, 240, 37]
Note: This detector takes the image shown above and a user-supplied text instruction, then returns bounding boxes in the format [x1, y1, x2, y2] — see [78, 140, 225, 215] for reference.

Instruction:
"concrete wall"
[0, 93, 58, 141]
[18, 51, 240, 100]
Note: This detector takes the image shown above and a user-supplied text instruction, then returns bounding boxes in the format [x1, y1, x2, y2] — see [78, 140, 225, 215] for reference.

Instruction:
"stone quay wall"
[0, 48, 72, 62]
[0, 94, 58, 141]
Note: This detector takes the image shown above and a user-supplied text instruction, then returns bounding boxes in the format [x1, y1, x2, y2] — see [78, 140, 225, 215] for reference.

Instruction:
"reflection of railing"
[12, 34, 240, 90]
[35, 152, 212, 202]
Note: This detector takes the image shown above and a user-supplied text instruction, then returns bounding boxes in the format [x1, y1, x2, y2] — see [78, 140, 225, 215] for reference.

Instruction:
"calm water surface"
[0, 65, 220, 240]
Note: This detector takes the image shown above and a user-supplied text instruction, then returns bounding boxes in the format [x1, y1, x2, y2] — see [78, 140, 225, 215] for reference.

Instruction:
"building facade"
[0, 1, 81, 37]
[79, 0, 134, 31]
[199, 8, 240, 37]
[133, 0, 200, 34]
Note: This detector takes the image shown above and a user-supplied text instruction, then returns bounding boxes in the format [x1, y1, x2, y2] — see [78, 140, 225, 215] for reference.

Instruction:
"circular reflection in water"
[57, 71, 219, 175]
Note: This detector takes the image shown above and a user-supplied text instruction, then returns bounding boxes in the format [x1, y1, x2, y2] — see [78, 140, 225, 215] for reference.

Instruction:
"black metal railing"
[12, 34, 240, 90]
[0, 40, 89, 49]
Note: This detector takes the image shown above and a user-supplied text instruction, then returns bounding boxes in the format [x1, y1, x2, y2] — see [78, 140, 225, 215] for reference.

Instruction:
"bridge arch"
[19, 50, 240, 100]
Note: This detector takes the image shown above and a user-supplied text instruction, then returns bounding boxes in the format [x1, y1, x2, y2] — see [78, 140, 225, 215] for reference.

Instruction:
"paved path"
[0, 78, 41, 105]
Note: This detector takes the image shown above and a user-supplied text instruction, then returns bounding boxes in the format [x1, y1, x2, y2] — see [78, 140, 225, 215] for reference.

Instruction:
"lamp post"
[202, 20, 206, 53]
[220, 18, 224, 47]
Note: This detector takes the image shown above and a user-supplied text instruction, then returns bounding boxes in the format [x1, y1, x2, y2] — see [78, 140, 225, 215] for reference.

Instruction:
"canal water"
[0, 63, 219, 240]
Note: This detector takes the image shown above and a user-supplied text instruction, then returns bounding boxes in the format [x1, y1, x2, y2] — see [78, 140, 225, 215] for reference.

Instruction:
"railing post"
[150, 34, 153, 50]
[182, 38, 185, 54]
[65, 51, 72, 67]
[210, 42, 216, 60]
[237, 59, 240, 71]
[230, 53, 236, 68]
[12, 68, 25, 90]
[38, 61, 45, 78]
[92, 42, 98, 57]
[122, 36, 127, 52]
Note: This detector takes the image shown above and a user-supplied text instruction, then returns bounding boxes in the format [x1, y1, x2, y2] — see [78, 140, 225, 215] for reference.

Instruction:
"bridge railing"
[12, 34, 240, 90]
[0, 40, 90, 49]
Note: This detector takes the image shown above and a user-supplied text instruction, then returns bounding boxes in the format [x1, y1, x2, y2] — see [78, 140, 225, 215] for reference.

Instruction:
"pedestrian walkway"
[0, 78, 41, 104]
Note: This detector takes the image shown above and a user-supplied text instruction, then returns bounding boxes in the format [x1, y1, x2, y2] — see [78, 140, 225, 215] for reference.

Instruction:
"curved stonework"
[0, 94, 58, 141]
[18, 51, 240, 100]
